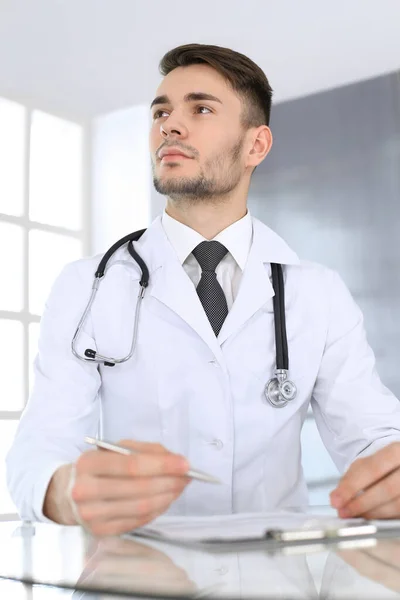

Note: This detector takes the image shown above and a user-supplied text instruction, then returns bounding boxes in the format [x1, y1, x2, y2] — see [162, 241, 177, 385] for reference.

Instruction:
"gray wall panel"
[248, 72, 400, 499]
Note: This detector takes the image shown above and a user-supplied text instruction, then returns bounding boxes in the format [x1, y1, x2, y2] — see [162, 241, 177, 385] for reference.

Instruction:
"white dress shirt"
[161, 210, 253, 311]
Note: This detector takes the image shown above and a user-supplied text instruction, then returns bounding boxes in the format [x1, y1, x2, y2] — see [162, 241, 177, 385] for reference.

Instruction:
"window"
[0, 98, 88, 518]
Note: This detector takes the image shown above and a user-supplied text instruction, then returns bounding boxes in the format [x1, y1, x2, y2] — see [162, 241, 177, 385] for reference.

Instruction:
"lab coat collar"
[136, 214, 300, 271]
[217, 217, 300, 345]
[119, 215, 300, 358]
[250, 216, 300, 267]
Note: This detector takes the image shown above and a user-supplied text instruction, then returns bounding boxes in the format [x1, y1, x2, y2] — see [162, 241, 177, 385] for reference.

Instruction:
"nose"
[160, 113, 188, 139]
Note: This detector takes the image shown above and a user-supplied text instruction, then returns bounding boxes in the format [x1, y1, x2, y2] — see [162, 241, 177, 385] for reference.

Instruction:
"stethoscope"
[71, 229, 297, 408]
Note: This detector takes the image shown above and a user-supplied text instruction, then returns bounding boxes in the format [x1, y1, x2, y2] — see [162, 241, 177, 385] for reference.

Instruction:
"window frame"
[0, 99, 91, 517]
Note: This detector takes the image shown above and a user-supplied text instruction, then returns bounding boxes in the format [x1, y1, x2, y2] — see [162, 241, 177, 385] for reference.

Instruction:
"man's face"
[149, 64, 251, 202]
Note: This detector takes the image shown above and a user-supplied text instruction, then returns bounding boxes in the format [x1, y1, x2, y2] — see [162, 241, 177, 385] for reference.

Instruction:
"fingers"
[358, 496, 400, 519]
[117, 440, 169, 454]
[72, 474, 189, 503]
[86, 517, 152, 537]
[78, 492, 179, 536]
[72, 441, 191, 536]
[333, 467, 400, 518]
[87, 506, 167, 537]
[76, 448, 189, 479]
[331, 443, 400, 511]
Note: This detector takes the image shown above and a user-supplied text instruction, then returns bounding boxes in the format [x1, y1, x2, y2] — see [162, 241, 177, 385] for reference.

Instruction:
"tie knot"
[192, 240, 228, 272]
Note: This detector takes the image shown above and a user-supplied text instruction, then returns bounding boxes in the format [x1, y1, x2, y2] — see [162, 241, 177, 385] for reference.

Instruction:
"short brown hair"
[159, 43, 273, 128]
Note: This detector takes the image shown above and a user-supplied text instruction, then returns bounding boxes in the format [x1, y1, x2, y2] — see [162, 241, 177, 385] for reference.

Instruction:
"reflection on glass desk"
[0, 510, 400, 599]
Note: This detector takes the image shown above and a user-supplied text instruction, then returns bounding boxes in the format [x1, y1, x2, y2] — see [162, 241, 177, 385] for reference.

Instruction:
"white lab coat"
[6, 216, 400, 522]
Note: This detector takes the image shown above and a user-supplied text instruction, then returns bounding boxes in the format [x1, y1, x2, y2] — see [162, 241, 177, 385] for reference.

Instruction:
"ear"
[246, 126, 273, 169]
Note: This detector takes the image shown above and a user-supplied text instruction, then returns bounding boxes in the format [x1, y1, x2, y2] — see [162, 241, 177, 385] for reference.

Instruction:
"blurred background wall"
[249, 71, 400, 503]
[0, 0, 399, 517]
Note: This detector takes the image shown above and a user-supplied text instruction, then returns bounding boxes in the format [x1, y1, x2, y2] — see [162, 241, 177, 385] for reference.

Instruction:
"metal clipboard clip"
[265, 523, 377, 543]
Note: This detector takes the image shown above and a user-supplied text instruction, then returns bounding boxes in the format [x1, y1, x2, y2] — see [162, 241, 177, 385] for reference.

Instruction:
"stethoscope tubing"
[271, 262, 289, 372]
[71, 229, 296, 407]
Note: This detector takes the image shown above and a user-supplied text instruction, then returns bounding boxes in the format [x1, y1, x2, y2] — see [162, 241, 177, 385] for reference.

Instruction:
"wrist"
[43, 463, 77, 525]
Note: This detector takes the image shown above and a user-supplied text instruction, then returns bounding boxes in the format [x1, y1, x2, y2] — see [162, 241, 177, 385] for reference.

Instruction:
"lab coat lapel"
[137, 218, 224, 362]
[218, 218, 300, 345]
[217, 247, 273, 345]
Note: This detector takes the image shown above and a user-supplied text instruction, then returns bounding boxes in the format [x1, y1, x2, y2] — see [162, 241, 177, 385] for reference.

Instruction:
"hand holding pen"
[67, 437, 219, 537]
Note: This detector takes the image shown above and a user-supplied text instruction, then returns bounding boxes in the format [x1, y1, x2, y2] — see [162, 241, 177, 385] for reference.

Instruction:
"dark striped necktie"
[192, 240, 229, 336]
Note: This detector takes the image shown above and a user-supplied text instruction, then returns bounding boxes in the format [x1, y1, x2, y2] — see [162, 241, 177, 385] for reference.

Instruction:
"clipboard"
[130, 514, 400, 551]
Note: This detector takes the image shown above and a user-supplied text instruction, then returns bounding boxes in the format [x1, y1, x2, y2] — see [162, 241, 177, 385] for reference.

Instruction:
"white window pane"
[309, 484, 338, 507]
[301, 417, 339, 483]
[29, 230, 82, 316]
[29, 321, 40, 394]
[29, 111, 83, 230]
[0, 320, 24, 411]
[0, 222, 24, 311]
[0, 420, 19, 513]
[0, 581, 27, 599]
[0, 98, 26, 217]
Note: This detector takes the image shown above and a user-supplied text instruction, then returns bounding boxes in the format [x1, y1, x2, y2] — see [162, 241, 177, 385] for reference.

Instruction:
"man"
[7, 44, 400, 536]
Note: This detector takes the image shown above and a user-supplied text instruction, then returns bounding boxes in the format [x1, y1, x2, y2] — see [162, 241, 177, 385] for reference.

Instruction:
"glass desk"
[0, 510, 400, 599]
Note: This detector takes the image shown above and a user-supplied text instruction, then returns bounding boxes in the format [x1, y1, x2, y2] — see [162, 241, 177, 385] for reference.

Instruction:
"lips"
[159, 147, 192, 160]
[161, 154, 190, 161]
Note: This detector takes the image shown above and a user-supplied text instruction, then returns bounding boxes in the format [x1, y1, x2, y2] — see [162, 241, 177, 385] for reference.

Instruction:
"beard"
[152, 136, 245, 204]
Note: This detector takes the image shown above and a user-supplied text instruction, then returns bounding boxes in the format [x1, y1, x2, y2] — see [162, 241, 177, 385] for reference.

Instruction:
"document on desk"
[129, 511, 387, 547]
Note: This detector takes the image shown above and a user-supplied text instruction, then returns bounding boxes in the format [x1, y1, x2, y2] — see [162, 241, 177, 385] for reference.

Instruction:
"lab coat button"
[208, 360, 219, 367]
[214, 565, 229, 575]
[212, 439, 224, 450]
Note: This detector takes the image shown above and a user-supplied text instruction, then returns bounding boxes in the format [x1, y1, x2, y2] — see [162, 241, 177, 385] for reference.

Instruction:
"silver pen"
[84, 436, 221, 484]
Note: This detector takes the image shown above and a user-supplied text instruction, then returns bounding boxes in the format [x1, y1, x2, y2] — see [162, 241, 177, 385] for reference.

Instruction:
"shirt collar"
[161, 209, 253, 270]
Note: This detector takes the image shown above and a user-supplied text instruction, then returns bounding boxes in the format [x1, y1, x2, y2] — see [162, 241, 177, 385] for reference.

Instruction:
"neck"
[165, 196, 248, 239]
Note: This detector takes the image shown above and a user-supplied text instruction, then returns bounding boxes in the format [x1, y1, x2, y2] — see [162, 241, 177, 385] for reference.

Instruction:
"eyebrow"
[150, 92, 223, 110]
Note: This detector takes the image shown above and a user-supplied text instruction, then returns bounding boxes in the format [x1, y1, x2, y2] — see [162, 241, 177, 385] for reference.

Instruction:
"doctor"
[7, 43, 400, 536]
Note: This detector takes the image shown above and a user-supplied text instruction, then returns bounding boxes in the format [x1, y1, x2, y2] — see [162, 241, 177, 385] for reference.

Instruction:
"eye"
[196, 106, 212, 114]
[153, 109, 169, 119]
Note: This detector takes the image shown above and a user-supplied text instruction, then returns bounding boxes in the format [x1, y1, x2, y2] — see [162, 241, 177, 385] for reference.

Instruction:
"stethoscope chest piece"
[265, 369, 297, 408]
